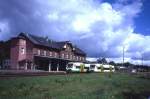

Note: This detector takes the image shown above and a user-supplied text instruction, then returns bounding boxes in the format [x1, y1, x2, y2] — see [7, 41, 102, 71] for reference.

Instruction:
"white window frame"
[55, 52, 57, 57]
[62, 53, 64, 58]
[50, 52, 52, 56]
[38, 50, 40, 55]
[44, 50, 46, 56]
[66, 54, 69, 59]
[21, 48, 25, 54]
[74, 56, 76, 60]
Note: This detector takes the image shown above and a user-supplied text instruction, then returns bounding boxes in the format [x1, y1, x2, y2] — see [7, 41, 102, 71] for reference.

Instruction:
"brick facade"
[0, 33, 86, 71]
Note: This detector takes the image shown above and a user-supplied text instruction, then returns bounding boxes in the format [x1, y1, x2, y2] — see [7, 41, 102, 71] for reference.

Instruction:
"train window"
[84, 67, 89, 69]
[68, 64, 73, 68]
[103, 68, 111, 70]
[76, 66, 80, 69]
[90, 65, 95, 68]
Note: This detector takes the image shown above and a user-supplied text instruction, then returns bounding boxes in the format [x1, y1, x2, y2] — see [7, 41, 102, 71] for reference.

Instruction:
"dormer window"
[63, 45, 67, 48]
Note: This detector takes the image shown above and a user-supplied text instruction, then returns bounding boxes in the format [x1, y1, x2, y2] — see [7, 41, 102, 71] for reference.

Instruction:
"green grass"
[0, 73, 150, 99]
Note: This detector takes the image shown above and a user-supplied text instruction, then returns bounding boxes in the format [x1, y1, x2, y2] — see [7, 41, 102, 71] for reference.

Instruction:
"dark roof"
[18, 33, 86, 55]
[74, 47, 86, 55]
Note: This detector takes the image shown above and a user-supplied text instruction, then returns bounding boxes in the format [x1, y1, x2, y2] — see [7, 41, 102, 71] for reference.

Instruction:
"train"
[66, 62, 115, 73]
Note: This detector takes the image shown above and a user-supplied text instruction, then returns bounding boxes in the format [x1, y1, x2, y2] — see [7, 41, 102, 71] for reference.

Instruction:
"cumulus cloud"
[0, 20, 10, 39]
[0, 0, 149, 64]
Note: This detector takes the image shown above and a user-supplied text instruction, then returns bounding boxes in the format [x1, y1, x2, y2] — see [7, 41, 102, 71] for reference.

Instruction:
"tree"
[100, 64, 104, 72]
[80, 64, 85, 73]
[124, 62, 133, 67]
[109, 61, 116, 66]
[97, 58, 107, 64]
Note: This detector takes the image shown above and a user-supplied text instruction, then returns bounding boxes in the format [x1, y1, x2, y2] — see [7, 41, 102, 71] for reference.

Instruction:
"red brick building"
[0, 33, 86, 71]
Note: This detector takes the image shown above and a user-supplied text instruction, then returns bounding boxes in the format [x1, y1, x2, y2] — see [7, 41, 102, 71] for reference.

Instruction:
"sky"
[0, 0, 150, 65]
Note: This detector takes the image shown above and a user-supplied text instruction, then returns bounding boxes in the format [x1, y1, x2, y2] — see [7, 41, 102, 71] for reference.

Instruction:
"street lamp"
[141, 53, 143, 67]
[122, 46, 125, 67]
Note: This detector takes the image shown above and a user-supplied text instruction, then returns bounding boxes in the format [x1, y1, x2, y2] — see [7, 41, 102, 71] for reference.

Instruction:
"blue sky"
[134, 0, 150, 35]
[104, 0, 150, 35]
[0, 0, 150, 64]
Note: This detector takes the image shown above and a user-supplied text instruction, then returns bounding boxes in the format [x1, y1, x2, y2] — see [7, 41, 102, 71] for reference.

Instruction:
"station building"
[0, 33, 86, 71]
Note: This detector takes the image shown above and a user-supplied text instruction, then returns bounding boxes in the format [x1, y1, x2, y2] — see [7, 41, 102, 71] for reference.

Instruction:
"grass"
[0, 73, 150, 99]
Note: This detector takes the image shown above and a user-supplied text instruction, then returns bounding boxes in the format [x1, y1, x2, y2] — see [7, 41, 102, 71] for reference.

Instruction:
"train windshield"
[67, 64, 73, 68]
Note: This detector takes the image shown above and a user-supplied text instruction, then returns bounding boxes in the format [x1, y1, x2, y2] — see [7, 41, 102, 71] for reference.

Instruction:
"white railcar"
[89, 63, 102, 72]
[66, 62, 89, 72]
[102, 65, 115, 72]
[89, 64, 115, 72]
[66, 62, 115, 73]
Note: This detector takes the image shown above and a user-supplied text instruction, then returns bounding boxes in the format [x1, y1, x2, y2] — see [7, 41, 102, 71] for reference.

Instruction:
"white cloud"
[0, 0, 150, 64]
[43, 0, 150, 64]
[0, 21, 10, 40]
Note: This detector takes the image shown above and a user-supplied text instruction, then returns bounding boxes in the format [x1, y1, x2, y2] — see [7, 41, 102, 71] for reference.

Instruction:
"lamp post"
[122, 46, 125, 67]
[141, 53, 143, 67]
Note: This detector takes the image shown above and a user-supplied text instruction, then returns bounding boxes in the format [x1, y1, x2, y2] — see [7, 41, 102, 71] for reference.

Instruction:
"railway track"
[0, 70, 66, 78]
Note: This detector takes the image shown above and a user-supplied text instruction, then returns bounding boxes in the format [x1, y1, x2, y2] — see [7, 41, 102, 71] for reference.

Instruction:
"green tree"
[109, 61, 116, 66]
[100, 64, 104, 72]
[97, 58, 107, 64]
[80, 64, 85, 73]
[110, 65, 112, 72]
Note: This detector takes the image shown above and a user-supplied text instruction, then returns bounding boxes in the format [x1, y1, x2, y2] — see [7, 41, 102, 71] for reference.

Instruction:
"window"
[55, 52, 57, 57]
[74, 56, 76, 60]
[38, 50, 40, 55]
[44, 51, 46, 56]
[21, 48, 25, 54]
[84, 67, 89, 69]
[66, 54, 69, 59]
[46, 51, 49, 56]
[63, 45, 67, 48]
[76, 66, 80, 69]
[70, 55, 72, 59]
[82, 57, 85, 61]
[76, 56, 78, 60]
[67, 64, 73, 68]
[50, 52, 52, 56]
[62, 53, 64, 58]
[79, 57, 81, 61]
[80, 57, 83, 61]
[90, 65, 95, 69]
[104, 68, 111, 70]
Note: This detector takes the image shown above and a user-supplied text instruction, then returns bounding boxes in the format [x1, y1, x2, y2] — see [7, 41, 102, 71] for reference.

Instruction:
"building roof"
[18, 33, 86, 56]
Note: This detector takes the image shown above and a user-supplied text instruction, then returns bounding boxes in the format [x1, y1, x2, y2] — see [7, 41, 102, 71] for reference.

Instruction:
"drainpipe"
[25, 61, 28, 70]
[57, 63, 59, 71]
[49, 61, 51, 72]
